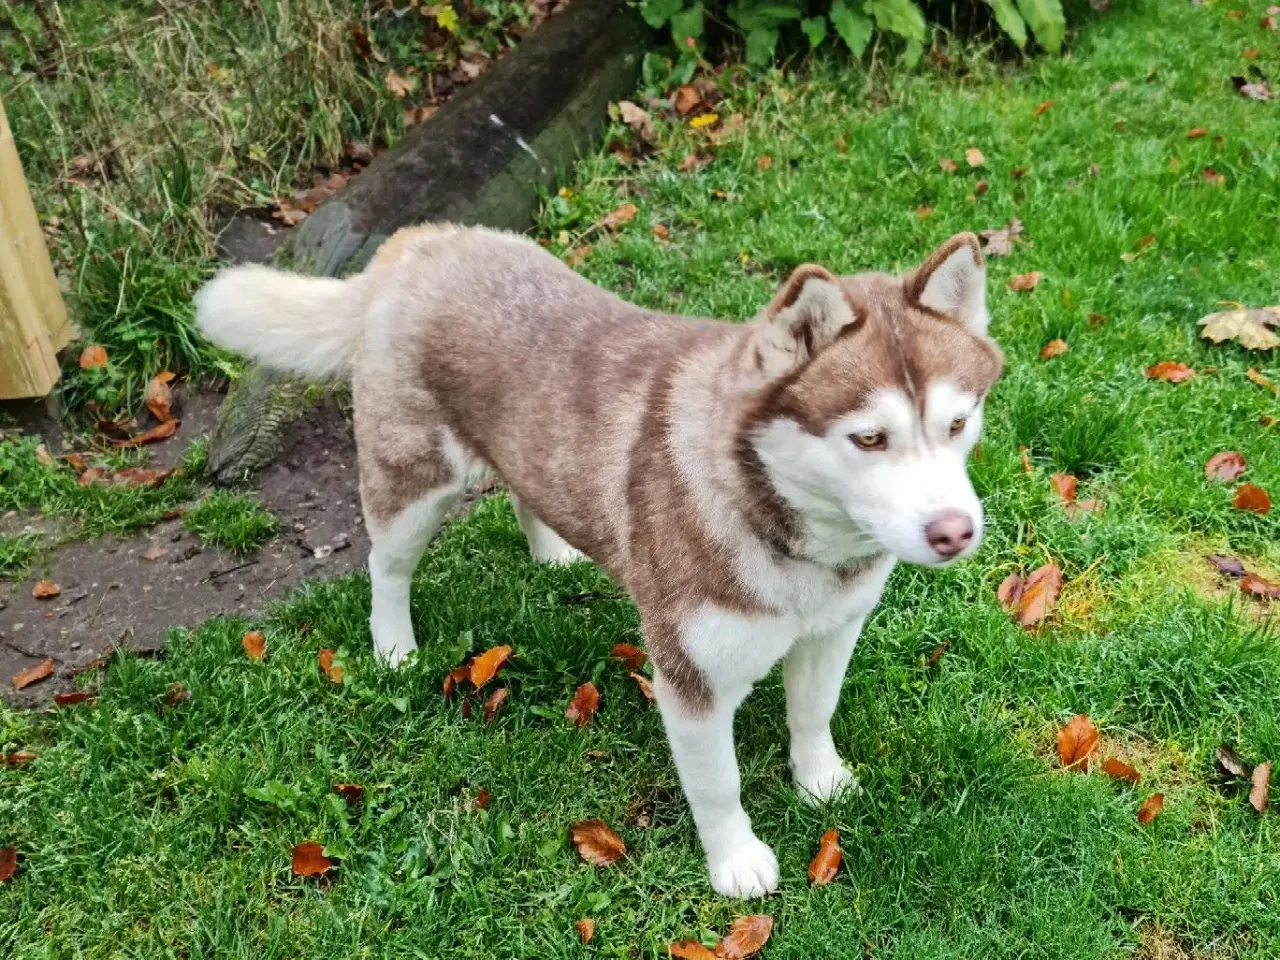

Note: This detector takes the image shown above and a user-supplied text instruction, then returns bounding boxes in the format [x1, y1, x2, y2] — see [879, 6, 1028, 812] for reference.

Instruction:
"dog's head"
[741, 233, 1004, 568]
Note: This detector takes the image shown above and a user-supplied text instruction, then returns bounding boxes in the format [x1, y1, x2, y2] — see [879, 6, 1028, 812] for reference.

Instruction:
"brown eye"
[949, 416, 968, 436]
[850, 431, 887, 451]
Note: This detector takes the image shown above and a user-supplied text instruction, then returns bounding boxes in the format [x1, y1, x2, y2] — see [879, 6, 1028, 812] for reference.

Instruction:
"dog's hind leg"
[511, 493, 585, 566]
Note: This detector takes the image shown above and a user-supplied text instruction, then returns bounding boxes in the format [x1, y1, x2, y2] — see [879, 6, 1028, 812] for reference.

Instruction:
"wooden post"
[0, 96, 71, 399]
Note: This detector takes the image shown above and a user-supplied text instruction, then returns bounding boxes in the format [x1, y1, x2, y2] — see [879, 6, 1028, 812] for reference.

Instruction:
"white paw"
[794, 762, 859, 805]
[373, 635, 418, 669]
[707, 836, 780, 898]
[534, 544, 586, 566]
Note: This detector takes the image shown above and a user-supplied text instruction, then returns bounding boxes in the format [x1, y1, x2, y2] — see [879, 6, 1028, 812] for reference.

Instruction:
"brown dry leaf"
[1205, 451, 1247, 482]
[1137, 793, 1165, 826]
[242, 630, 267, 660]
[653, 223, 671, 240]
[1215, 744, 1249, 779]
[602, 203, 639, 231]
[163, 682, 191, 707]
[111, 418, 179, 448]
[916, 205, 934, 219]
[576, 918, 596, 944]
[1102, 757, 1141, 783]
[1050, 473, 1079, 504]
[939, 157, 957, 173]
[12, 658, 55, 691]
[1197, 305, 1280, 351]
[979, 217, 1023, 257]
[1020, 446, 1033, 474]
[403, 103, 438, 127]
[670, 943, 718, 960]
[965, 147, 986, 168]
[54, 691, 92, 706]
[1017, 562, 1064, 628]
[3, 751, 36, 767]
[973, 179, 989, 197]
[570, 819, 626, 866]
[34, 443, 55, 468]
[1008, 271, 1042, 292]
[1035, 99, 1055, 116]
[442, 664, 470, 697]
[318, 649, 344, 684]
[1240, 572, 1280, 599]
[611, 642, 647, 670]
[808, 828, 842, 886]
[483, 686, 509, 724]
[715, 915, 774, 959]
[1145, 361, 1195, 383]
[1187, 127, 1209, 139]
[0, 846, 14, 883]
[1011, 166, 1030, 179]
[144, 374, 174, 422]
[1207, 554, 1247, 578]
[673, 84, 702, 115]
[1250, 761, 1271, 813]
[1066, 498, 1104, 518]
[1233, 482, 1272, 514]
[474, 787, 490, 810]
[566, 682, 600, 728]
[756, 155, 773, 172]
[1089, 313, 1108, 328]
[272, 198, 308, 226]
[928, 639, 951, 664]
[1243, 47, 1260, 59]
[334, 783, 364, 805]
[679, 152, 713, 173]
[1040, 338, 1069, 360]
[618, 100, 655, 143]
[79, 344, 108, 369]
[79, 466, 173, 489]
[630, 671, 656, 701]
[469, 645, 512, 687]
[384, 69, 416, 97]
[31, 579, 61, 600]
[1057, 714, 1100, 771]
[291, 842, 333, 877]
[997, 573, 1024, 611]
[141, 545, 168, 562]
[1248, 368, 1279, 395]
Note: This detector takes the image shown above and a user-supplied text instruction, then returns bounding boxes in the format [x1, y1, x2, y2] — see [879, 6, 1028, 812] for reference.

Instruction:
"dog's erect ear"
[753, 265, 859, 378]
[906, 233, 989, 335]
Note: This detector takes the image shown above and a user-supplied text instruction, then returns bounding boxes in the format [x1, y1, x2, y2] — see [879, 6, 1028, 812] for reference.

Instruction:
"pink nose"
[925, 510, 975, 558]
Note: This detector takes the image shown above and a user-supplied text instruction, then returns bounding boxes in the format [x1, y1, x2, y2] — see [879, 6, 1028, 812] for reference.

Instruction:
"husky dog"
[196, 225, 1003, 897]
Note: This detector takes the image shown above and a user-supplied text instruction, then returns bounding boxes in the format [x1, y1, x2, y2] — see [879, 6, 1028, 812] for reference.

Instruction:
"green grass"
[183, 490, 280, 554]
[4, 1, 1280, 956]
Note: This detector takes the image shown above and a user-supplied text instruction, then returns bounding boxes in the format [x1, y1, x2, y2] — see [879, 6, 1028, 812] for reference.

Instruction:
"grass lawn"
[4, 0, 1280, 956]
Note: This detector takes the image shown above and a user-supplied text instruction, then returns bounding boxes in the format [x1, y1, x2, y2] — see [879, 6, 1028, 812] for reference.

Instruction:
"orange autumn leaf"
[611, 642, 647, 670]
[163, 682, 191, 707]
[756, 155, 773, 171]
[939, 157, 957, 173]
[570, 819, 626, 866]
[1016, 562, 1063, 628]
[1102, 758, 1141, 784]
[670, 943, 718, 960]
[672, 83, 702, 115]
[1040, 338, 1069, 360]
[483, 686, 509, 724]
[469, 645, 512, 687]
[31, 579, 61, 599]
[715, 915, 774, 958]
[576, 918, 596, 943]
[1145, 361, 1195, 383]
[78, 344, 108, 369]
[965, 147, 985, 168]
[1008, 271, 1042, 292]
[566, 682, 600, 728]
[291, 842, 333, 877]
[1240, 572, 1280, 599]
[0, 846, 14, 883]
[54, 691, 91, 706]
[111, 418, 179, 448]
[602, 203, 639, 231]
[997, 573, 1024, 610]
[630, 671, 656, 702]
[1233, 482, 1272, 515]
[1250, 761, 1271, 814]
[1057, 714, 1100, 771]
[443, 665, 470, 697]
[242, 631, 267, 660]
[1035, 99, 1054, 116]
[474, 786, 490, 810]
[3, 751, 36, 767]
[654, 223, 671, 240]
[144, 374, 175, 422]
[1205, 451, 1247, 482]
[334, 783, 364, 805]
[1186, 127, 1209, 139]
[1050, 473, 1079, 504]
[12, 658, 55, 691]
[317, 649, 343, 684]
[1019, 446, 1033, 474]
[808, 828, 842, 886]
[1137, 793, 1165, 826]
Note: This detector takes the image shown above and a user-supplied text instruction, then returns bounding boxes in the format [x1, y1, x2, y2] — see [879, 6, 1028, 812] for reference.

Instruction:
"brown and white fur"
[195, 225, 1003, 898]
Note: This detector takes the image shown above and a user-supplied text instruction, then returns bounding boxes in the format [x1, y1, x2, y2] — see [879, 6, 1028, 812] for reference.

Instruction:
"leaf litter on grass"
[1057, 714, 1100, 771]
[998, 562, 1064, 628]
[808, 829, 842, 885]
[570, 820, 626, 866]
[565, 682, 600, 727]
[1205, 451, 1247, 481]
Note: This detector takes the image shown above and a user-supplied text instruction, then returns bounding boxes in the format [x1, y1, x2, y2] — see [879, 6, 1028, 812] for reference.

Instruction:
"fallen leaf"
[291, 842, 333, 877]
[349, 23, 373, 58]
[566, 682, 600, 727]
[673, 84, 702, 115]
[966, 147, 985, 168]
[1040, 338, 1069, 360]
[1066, 498, 1104, 518]
[144, 374, 174, 422]
[62, 452, 87, 473]
[997, 573, 1024, 610]
[1010, 166, 1030, 179]
[974, 179, 989, 196]
[442, 664, 470, 697]
[1241, 572, 1280, 599]
[927, 639, 951, 664]
[1207, 554, 1247, 578]
[979, 218, 1024, 257]
[474, 786, 490, 810]
[1035, 99, 1054, 116]
[1215, 744, 1249, 779]
[469, 645, 512, 687]
[141, 545, 168, 562]
[334, 783, 364, 805]
[1250, 761, 1272, 813]
[1145, 361, 1195, 383]
[916, 205, 934, 219]
[272, 197, 308, 226]
[111, 418, 179, 448]
[670, 943, 718, 960]
[1233, 482, 1272, 515]
[1205, 451, 1247, 482]
[653, 223, 671, 240]
[31, 579, 61, 599]
[576, 918, 596, 944]
[384, 69, 416, 97]
[1089, 313, 1108, 328]
[618, 100, 655, 143]
[808, 828, 842, 886]
[1017, 562, 1064, 628]
[611, 642, 647, 670]
[3, 751, 36, 767]
[163, 681, 191, 707]
[1243, 47, 1260, 59]
[1102, 758, 1141, 783]
[78, 344, 108, 369]
[679, 152, 713, 173]
[53, 691, 91, 706]
[716, 915, 774, 958]
[242, 630, 267, 660]
[1137, 793, 1165, 825]
[1197, 305, 1280, 351]
[1050, 472, 1078, 504]
[1008, 271, 1042, 292]
[1248, 368, 1279, 395]
[34, 443, 55, 468]
[318, 649, 344, 684]
[690, 113, 719, 130]
[571, 819, 626, 866]
[1020, 446, 1033, 474]
[630, 671, 656, 701]
[756, 155, 773, 172]
[403, 103, 438, 127]
[484, 686, 509, 724]
[0, 846, 14, 883]
[602, 203, 639, 231]
[1187, 127, 1209, 139]
[939, 157, 957, 173]
[1057, 714, 1100, 771]
[12, 658, 55, 690]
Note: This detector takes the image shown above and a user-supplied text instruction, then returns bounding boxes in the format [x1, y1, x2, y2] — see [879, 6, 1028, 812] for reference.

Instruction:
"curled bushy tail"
[194, 265, 365, 380]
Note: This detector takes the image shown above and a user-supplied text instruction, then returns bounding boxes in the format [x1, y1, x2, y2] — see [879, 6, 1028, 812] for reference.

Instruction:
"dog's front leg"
[783, 616, 865, 804]
[653, 673, 779, 898]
